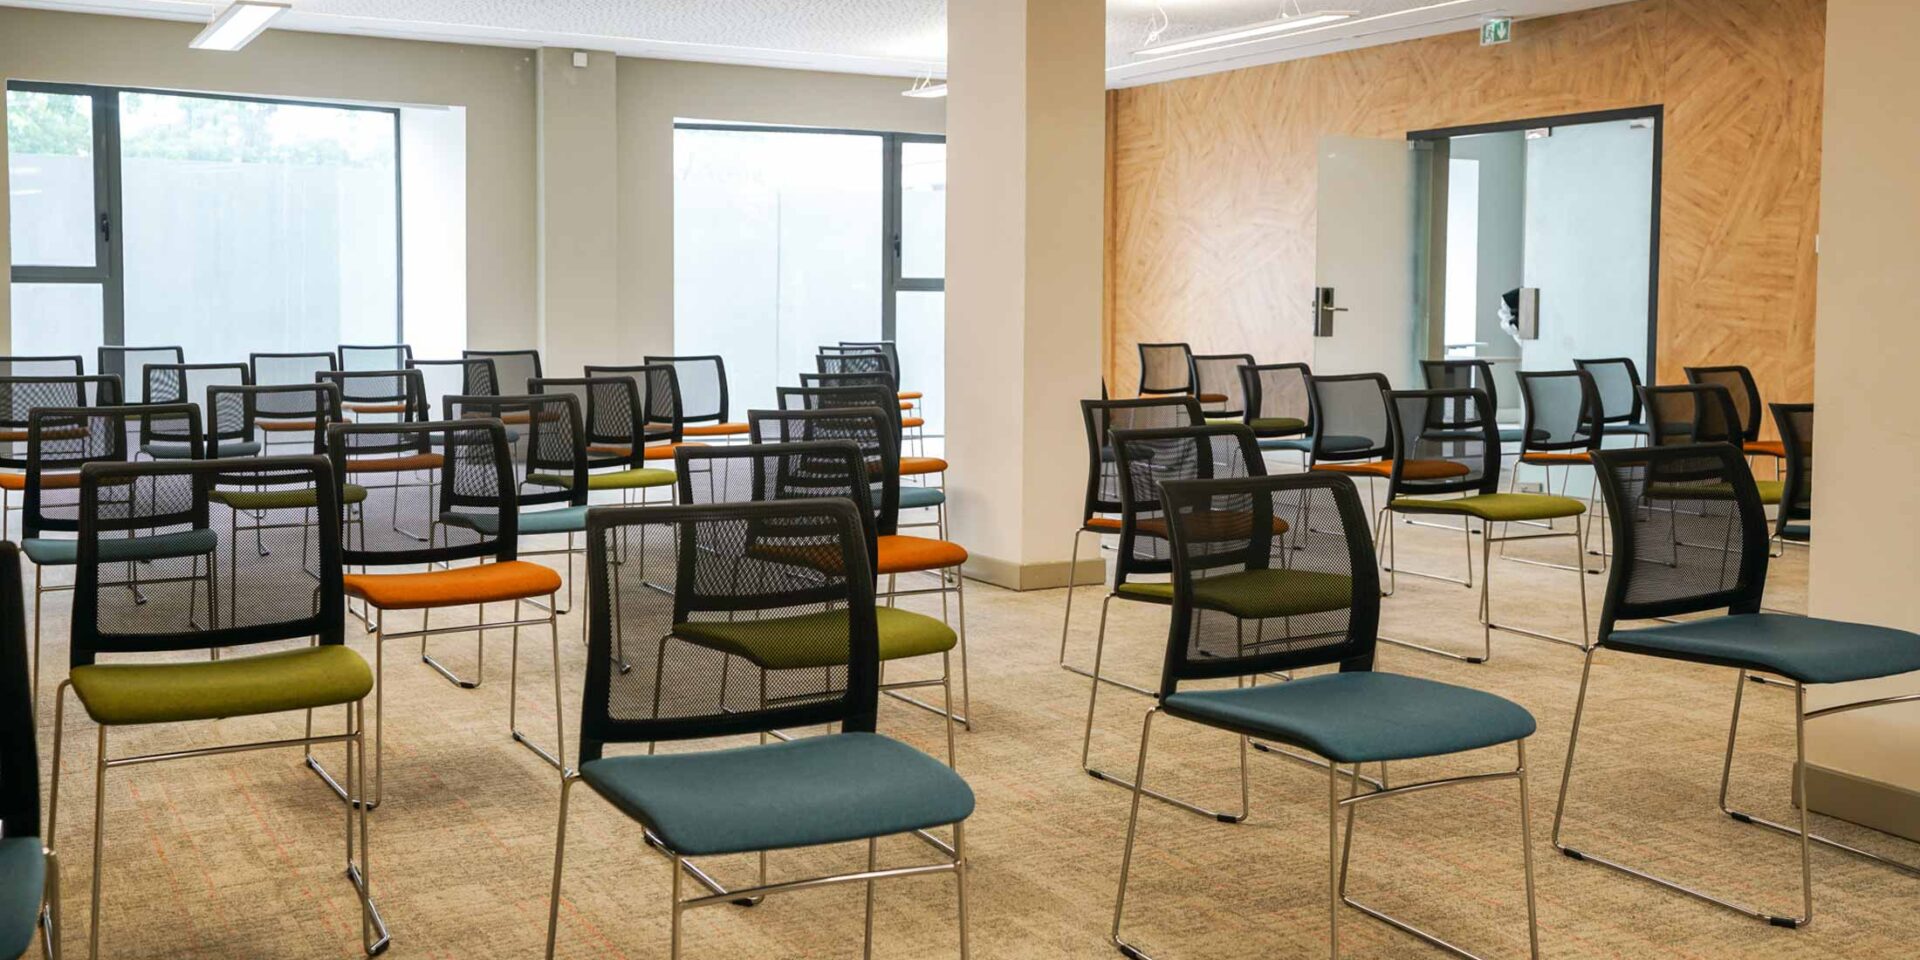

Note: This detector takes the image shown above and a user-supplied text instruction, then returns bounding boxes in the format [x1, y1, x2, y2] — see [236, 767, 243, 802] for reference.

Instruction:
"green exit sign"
[1481, 17, 1512, 46]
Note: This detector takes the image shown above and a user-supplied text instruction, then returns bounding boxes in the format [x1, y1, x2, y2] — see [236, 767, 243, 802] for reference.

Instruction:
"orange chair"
[645, 354, 751, 441]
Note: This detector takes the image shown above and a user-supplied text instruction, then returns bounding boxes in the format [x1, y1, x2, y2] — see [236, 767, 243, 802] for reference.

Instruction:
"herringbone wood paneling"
[1108, 0, 1824, 429]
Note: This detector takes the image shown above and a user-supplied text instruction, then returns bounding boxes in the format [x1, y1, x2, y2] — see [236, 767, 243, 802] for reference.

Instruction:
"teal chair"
[1, 541, 59, 960]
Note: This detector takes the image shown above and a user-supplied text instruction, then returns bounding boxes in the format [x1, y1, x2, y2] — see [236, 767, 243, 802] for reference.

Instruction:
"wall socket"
[1517, 481, 1546, 494]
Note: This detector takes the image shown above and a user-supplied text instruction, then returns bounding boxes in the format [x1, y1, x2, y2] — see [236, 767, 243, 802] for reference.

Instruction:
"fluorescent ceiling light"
[1134, 11, 1355, 57]
[902, 80, 948, 99]
[190, 2, 290, 52]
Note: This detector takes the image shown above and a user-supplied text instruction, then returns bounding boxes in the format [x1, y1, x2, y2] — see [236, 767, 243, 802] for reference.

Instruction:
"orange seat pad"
[588, 442, 708, 460]
[899, 401, 916, 411]
[1521, 451, 1591, 465]
[344, 560, 562, 610]
[345, 402, 408, 415]
[1312, 459, 1469, 481]
[0, 472, 81, 492]
[900, 456, 948, 476]
[1135, 511, 1289, 541]
[898, 391, 923, 401]
[902, 417, 925, 429]
[499, 411, 533, 425]
[258, 419, 318, 432]
[1196, 393, 1228, 403]
[1084, 516, 1123, 532]
[344, 453, 445, 473]
[684, 422, 750, 437]
[1744, 440, 1786, 458]
[876, 535, 968, 574]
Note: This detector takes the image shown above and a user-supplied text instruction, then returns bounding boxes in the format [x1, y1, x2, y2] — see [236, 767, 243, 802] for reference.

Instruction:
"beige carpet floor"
[21, 498, 1919, 960]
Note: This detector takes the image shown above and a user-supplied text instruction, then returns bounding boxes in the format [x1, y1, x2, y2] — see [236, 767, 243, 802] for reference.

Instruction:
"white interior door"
[1313, 135, 1423, 387]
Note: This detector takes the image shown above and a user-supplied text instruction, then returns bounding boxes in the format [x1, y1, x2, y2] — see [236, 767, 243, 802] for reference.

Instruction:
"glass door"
[6, 83, 118, 364]
[887, 136, 945, 437]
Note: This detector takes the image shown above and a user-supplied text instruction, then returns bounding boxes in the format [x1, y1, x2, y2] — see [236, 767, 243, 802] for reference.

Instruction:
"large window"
[7, 82, 400, 370]
[674, 124, 946, 434]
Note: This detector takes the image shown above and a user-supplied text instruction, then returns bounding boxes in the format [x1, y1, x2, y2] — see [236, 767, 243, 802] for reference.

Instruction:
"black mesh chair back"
[1306, 373, 1392, 463]
[1591, 443, 1769, 638]
[586, 364, 683, 446]
[1156, 472, 1375, 693]
[1573, 357, 1645, 426]
[447, 393, 586, 509]
[208, 384, 343, 458]
[25, 404, 195, 541]
[142, 363, 249, 451]
[1079, 397, 1204, 522]
[779, 383, 904, 446]
[320, 370, 425, 423]
[1239, 363, 1313, 437]
[677, 440, 879, 566]
[339, 344, 414, 372]
[577, 499, 879, 760]
[1770, 403, 1813, 539]
[1385, 388, 1499, 497]
[1108, 424, 1267, 589]
[1516, 370, 1602, 454]
[72, 456, 344, 667]
[0, 542, 38, 842]
[1642, 384, 1742, 448]
[752, 406, 899, 537]
[1421, 359, 1501, 415]
[1137, 342, 1196, 396]
[839, 341, 903, 385]
[251, 352, 336, 388]
[464, 350, 542, 396]
[535, 376, 646, 473]
[817, 352, 898, 392]
[644, 355, 732, 426]
[1684, 365, 1763, 442]
[1192, 353, 1254, 417]
[98, 346, 184, 401]
[800, 371, 896, 396]
[0, 355, 85, 379]
[408, 358, 495, 420]
[329, 420, 517, 567]
[0, 375, 120, 457]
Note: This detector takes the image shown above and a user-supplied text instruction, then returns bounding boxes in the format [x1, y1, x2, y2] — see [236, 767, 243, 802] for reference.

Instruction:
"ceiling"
[1, 0, 1634, 87]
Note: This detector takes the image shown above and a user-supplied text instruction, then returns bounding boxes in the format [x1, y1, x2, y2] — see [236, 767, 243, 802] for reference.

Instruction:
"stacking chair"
[776, 385, 972, 728]
[840, 339, 921, 414]
[1238, 362, 1315, 465]
[529, 376, 679, 507]
[1511, 370, 1606, 559]
[1380, 388, 1591, 662]
[1573, 356, 1649, 442]
[1307, 373, 1465, 516]
[1770, 403, 1813, 545]
[46, 456, 386, 957]
[643, 355, 750, 440]
[1555, 442, 1920, 928]
[312, 420, 565, 807]
[250, 352, 339, 449]
[1060, 397, 1203, 676]
[1641, 384, 1783, 508]
[806, 367, 927, 457]
[408, 357, 496, 420]
[0, 376, 121, 543]
[338, 343, 414, 373]
[1685, 364, 1782, 460]
[795, 373, 945, 491]
[464, 349, 541, 396]
[1137, 342, 1214, 402]
[95, 347, 181, 403]
[1422, 358, 1525, 444]
[1192, 353, 1255, 420]
[544, 499, 974, 960]
[140, 363, 256, 459]
[335, 345, 417, 419]
[0, 356, 83, 379]
[584, 364, 705, 464]
[0, 541, 60, 960]
[679, 435, 959, 766]
[321, 371, 432, 544]
[1108, 470, 1540, 960]
[444, 393, 589, 618]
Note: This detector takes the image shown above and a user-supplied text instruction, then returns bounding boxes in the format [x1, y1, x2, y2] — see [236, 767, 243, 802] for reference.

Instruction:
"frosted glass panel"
[899, 141, 945, 280]
[894, 291, 944, 437]
[118, 92, 398, 361]
[10, 283, 104, 358]
[6, 90, 97, 268]
[674, 128, 882, 416]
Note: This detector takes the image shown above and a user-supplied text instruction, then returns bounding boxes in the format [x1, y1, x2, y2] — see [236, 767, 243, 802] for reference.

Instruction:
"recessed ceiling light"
[190, 2, 291, 52]
[1133, 11, 1356, 58]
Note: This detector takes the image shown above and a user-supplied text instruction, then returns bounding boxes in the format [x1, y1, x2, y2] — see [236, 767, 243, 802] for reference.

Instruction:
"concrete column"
[536, 47, 619, 377]
[945, 0, 1106, 589]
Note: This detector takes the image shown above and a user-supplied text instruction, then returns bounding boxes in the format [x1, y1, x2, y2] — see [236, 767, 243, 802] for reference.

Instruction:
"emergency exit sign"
[1481, 17, 1512, 45]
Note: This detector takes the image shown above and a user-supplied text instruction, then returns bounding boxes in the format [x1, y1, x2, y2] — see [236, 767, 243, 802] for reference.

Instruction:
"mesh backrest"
[98, 347, 184, 401]
[1240, 363, 1313, 434]
[577, 500, 878, 760]
[537, 376, 643, 472]
[447, 394, 585, 508]
[208, 384, 342, 458]
[1079, 397, 1204, 518]
[1517, 370, 1601, 452]
[1574, 357, 1643, 424]
[0, 355, 84, 380]
[1643, 385, 1741, 448]
[1386, 389, 1498, 496]
[465, 350, 541, 396]
[778, 384, 903, 446]
[800, 372, 895, 396]
[1157, 473, 1375, 692]
[321, 370, 423, 421]
[1592, 444, 1769, 634]
[1308, 374, 1392, 462]
[1420, 359, 1500, 412]
[145, 364, 249, 445]
[1771, 403, 1814, 528]
[678, 441, 878, 567]
[409, 358, 495, 420]
[26, 404, 191, 539]
[1192, 354, 1254, 415]
[817, 352, 897, 391]
[339, 344, 413, 372]
[1138, 342, 1195, 395]
[839, 341, 902, 384]
[72, 456, 344, 666]
[752, 407, 898, 537]
[0, 542, 38, 838]
[1108, 424, 1266, 587]
[251, 353, 337, 418]
[328, 420, 515, 567]
[0, 375, 118, 439]
[585, 365, 683, 444]
[1685, 366, 1761, 440]
[645, 355, 729, 424]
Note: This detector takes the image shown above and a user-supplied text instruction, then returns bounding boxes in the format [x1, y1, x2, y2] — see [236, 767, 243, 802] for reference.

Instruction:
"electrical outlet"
[1518, 481, 1545, 494]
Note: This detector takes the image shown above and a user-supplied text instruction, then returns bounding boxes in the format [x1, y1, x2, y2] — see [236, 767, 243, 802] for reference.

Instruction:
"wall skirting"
[1799, 762, 1920, 845]
[961, 553, 1106, 592]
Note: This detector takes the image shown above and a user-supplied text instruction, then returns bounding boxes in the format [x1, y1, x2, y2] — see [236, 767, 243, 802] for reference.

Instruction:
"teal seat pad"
[1259, 437, 1313, 453]
[144, 440, 262, 459]
[579, 732, 975, 856]
[23, 528, 217, 567]
[0, 839, 44, 960]
[1605, 613, 1920, 685]
[447, 505, 589, 536]
[899, 486, 946, 510]
[1162, 671, 1537, 764]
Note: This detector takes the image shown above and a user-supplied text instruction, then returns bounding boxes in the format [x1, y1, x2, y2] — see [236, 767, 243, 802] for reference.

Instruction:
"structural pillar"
[535, 47, 621, 376]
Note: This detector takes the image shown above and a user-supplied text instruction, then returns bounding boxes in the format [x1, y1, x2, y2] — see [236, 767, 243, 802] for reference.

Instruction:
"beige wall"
[537, 48, 620, 377]
[614, 58, 945, 360]
[1806, 0, 1920, 802]
[0, 5, 539, 351]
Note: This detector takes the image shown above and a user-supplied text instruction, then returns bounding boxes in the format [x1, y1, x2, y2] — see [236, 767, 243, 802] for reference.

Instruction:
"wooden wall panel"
[1108, 0, 1825, 426]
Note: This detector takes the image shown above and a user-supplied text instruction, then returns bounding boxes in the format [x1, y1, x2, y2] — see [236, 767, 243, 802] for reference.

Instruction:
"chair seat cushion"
[145, 440, 262, 459]
[1498, 427, 1527, 443]
[898, 391, 923, 401]
[900, 457, 948, 477]
[343, 560, 561, 610]
[1259, 437, 1313, 453]
[1744, 440, 1786, 458]
[876, 535, 967, 574]
[0, 838, 46, 959]
[580, 733, 974, 857]
[1195, 393, 1228, 404]
[344, 402, 408, 415]
[1521, 451, 1591, 465]
[1084, 516, 1123, 532]
[1605, 613, 1920, 685]
[70, 645, 373, 726]
[212, 483, 368, 510]
[683, 422, 750, 437]
[1116, 568, 1352, 619]
[345, 453, 445, 473]
[1134, 511, 1289, 541]
[1313, 459, 1469, 481]
[448, 505, 590, 537]
[1602, 422, 1650, 436]
[529, 468, 678, 491]
[1391, 493, 1585, 523]
[1646, 480, 1781, 506]
[902, 417, 926, 429]
[673, 607, 956, 670]
[588, 442, 708, 461]
[1251, 417, 1308, 434]
[1163, 672, 1537, 764]
[257, 419, 318, 432]
[0, 472, 80, 492]
[23, 528, 217, 567]
[899, 486, 946, 510]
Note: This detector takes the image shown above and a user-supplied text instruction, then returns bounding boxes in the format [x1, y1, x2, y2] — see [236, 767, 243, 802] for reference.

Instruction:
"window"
[1443, 157, 1480, 352]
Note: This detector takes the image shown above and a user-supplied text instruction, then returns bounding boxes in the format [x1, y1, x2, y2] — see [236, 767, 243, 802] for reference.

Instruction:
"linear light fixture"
[190, 2, 291, 52]
[902, 77, 948, 99]
[1133, 10, 1356, 57]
